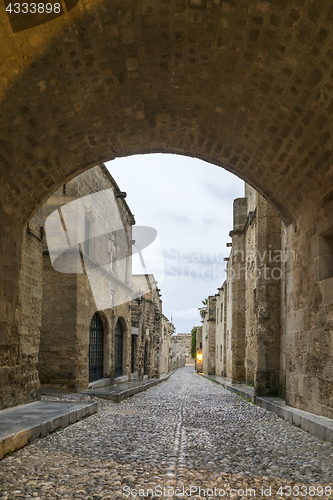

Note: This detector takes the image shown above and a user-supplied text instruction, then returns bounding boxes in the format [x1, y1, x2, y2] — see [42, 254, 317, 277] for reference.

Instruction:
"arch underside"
[1, 0, 333, 223]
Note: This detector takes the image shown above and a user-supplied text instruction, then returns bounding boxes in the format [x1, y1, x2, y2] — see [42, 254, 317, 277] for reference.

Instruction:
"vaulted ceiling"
[1, 0, 333, 223]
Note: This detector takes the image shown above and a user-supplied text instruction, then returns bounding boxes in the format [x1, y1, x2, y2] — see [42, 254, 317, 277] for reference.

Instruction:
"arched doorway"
[89, 313, 104, 383]
[143, 341, 149, 376]
[115, 319, 123, 378]
[131, 335, 136, 374]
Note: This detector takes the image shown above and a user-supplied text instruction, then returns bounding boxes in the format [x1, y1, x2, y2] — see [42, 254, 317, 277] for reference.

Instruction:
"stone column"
[229, 198, 247, 383]
[253, 197, 281, 397]
[0, 214, 42, 409]
[207, 296, 217, 375]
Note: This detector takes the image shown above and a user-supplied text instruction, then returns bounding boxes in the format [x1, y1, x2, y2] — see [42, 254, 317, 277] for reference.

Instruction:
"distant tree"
[198, 298, 208, 319]
[191, 327, 197, 359]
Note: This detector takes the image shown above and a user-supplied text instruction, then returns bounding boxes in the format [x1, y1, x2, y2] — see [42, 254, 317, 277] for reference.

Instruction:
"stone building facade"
[201, 296, 217, 376]
[198, 183, 333, 419]
[130, 274, 162, 379]
[0, 164, 184, 409]
[282, 192, 333, 418]
[159, 315, 174, 374]
[169, 336, 186, 371]
[130, 293, 186, 377]
[222, 184, 282, 394]
[215, 283, 228, 378]
[39, 170, 184, 391]
[174, 333, 194, 365]
[199, 184, 282, 392]
[38, 164, 135, 390]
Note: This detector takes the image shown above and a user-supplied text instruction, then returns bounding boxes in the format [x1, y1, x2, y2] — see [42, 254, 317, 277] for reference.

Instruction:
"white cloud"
[171, 307, 200, 321]
[106, 153, 244, 332]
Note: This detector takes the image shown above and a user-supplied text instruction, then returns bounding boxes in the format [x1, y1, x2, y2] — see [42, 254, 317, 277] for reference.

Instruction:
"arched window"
[115, 319, 123, 377]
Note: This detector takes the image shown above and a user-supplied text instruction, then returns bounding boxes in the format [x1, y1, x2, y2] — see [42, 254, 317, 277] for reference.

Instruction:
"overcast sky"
[106, 154, 244, 333]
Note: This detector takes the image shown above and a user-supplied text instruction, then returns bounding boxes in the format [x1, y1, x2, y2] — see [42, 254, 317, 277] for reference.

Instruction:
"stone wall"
[159, 316, 173, 374]
[243, 190, 258, 386]
[228, 198, 247, 382]
[174, 333, 193, 365]
[211, 187, 282, 395]
[202, 182, 333, 418]
[0, 217, 44, 410]
[284, 196, 333, 419]
[225, 276, 233, 378]
[215, 284, 227, 377]
[169, 336, 186, 371]
[242, 186, 282, 395]
[0, 212, 43, 410]
[131, 275, 162, 379]
[38, 257, 79, 389]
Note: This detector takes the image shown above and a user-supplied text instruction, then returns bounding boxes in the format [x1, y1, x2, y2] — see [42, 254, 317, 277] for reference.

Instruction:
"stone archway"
[1, 0, 333, 415]
[1, 1, 333, 225]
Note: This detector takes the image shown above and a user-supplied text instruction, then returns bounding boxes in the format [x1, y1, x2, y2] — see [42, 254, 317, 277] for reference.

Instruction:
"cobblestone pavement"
[0, 366, 332, 500]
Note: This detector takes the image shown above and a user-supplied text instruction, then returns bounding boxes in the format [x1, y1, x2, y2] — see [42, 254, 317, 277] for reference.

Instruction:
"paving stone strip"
[0, 367, 332, 499]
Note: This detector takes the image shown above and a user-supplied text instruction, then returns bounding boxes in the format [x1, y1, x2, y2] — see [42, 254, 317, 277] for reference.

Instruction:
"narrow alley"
[0, 367, 332, 499]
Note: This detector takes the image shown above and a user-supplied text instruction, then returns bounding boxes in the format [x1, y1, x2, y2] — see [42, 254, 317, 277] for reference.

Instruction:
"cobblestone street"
[0, 367, 332, 500]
